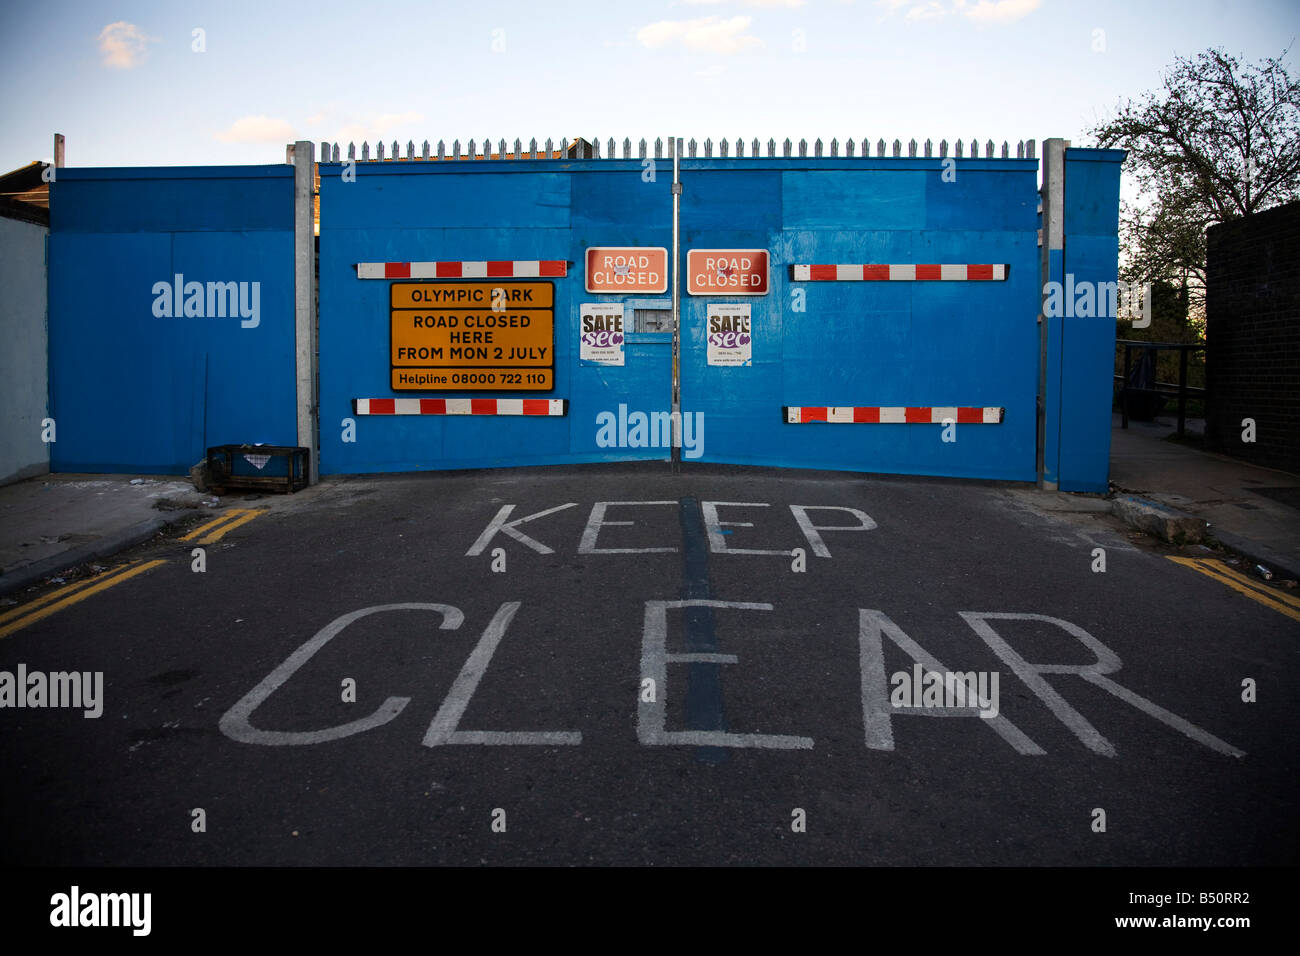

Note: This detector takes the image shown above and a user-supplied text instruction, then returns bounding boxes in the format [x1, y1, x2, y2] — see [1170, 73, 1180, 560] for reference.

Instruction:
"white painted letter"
[219, 603, 464, 745]
[638, 600, 813, 749]
[423, 602, 582, 746]
[579, 501, 677, 554]
[961, 611, 1244, 758]
[701, 501, 790, 556]
[858, 610, 1043, 754]
[466, 503, 578, 555]
[789, 505, 877, 558]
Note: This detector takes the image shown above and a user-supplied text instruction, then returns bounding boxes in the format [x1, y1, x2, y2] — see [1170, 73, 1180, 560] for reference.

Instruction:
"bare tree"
[1091, 48, 1300, 315]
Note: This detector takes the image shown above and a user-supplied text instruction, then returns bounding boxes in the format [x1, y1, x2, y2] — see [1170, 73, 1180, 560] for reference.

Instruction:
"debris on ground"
[189, 459, 211, 493]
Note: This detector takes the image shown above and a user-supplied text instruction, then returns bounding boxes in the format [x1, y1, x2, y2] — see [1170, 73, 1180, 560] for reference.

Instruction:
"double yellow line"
[1168, 557, 1300, 623]
[0, 559, 168, 640]
[0, 509, 267, 640]
[180, 508, 268, 544]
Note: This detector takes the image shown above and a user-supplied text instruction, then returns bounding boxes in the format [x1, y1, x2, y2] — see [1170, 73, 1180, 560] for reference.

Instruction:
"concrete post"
[292, 140, 319, 483]
[1037, 137, 1068, 490]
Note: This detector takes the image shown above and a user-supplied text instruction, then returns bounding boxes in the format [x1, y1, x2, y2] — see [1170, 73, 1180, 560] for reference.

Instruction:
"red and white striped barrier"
[789, 264, 1006, 281]
[354, 398, 567, 416]
[784, 406, 1004, 424]
[356, 260, 567, 279]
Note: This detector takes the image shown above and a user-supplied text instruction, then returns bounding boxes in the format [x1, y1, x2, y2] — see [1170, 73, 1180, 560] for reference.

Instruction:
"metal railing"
[1116, 339, 1207, 436]
[310, 136, 1037, 163]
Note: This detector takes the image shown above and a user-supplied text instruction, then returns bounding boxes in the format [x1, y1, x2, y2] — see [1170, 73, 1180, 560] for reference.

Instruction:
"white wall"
[0, 212, 49, 485]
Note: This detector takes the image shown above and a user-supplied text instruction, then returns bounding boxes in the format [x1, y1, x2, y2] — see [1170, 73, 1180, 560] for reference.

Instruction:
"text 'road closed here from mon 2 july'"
[390, 280, 555, 391]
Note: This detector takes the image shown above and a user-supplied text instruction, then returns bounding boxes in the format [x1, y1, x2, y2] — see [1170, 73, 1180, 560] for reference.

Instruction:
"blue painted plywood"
[47, 170, 296, 473]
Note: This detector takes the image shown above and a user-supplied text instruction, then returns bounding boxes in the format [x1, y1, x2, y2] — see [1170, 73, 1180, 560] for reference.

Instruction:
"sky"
[0, 0, 1296, 172]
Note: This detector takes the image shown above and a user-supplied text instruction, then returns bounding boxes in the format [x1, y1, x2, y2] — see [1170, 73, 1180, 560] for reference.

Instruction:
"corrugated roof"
[0, 161, 51, 209]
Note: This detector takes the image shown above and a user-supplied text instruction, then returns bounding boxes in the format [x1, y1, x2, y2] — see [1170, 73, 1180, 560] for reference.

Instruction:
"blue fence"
[48, 166, 296, 473]
[680, 159, 1039, 478]
[45, 141, 1123, 487]
[319, 154, 1060, 481]
[319, 160, 674, 473]
[1057, 148, 1125, 492]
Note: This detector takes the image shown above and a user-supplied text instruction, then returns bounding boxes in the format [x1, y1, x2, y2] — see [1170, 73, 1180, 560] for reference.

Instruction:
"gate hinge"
[671, 183, 683, 195]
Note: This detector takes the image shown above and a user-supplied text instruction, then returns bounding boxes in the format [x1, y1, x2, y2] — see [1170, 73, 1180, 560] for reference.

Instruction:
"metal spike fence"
[312, 137, 1037, 163]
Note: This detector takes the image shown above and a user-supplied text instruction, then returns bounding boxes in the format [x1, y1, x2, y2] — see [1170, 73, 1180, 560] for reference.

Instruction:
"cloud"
[694, 64, 727, 77]
[905, 1, 946, 19]
[371, 111, 424, 132]
[215, 116, 297, 144]
[962, 0, 1041, 23]
[333, 111, 426, 143]
[637, 16, 762, 54]
[874, 0, 1040, 23]
[213, 109, 426, 146]
[98, 21, 157, 69]
[682, 0, 806, 6]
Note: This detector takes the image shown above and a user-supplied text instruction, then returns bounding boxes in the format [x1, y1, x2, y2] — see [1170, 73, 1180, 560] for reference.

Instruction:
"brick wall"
[1205, 200, 1300, 474]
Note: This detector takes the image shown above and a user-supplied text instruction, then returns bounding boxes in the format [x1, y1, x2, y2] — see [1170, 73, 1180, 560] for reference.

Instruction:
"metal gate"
[319, 139, 676, 473]
[316, 135, 1116, 485]
[677, 143, 1040, 480]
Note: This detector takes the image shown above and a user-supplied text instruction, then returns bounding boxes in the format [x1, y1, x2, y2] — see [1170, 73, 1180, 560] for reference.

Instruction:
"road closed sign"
[389, 280, 554, 391]
[687, 249, 769, 296]
[585, 247, 667, 294]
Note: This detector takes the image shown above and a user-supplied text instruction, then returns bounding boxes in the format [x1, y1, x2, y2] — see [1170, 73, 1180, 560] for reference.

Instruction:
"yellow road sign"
[392, 368, 554, 391]
[390, 281, 554, 310]
[391, 310, 553, 366]
[388, 281, 554, 390]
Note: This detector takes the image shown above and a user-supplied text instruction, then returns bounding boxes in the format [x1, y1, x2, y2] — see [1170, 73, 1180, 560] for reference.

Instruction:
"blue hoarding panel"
[1042, 247, 1065, 487]
[318, 159, 1057, 480]
[318, 162, 672, 474]
[47, 169, 296, 473]
[1058, 149, 1125, 493]
[46, 152, 1121, 485]
[52, 166, 291, 234]
[681, 165, 1038, 480]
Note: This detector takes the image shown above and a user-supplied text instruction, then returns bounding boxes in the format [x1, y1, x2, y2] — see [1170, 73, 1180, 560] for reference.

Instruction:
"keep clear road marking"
[180, 509, 269, 544]
[1167, 557, 1300, 623]
[0, 559, 168, 640]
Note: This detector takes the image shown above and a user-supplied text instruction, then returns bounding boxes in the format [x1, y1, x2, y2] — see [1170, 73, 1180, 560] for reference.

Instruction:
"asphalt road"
[1, 465, 1296, 866]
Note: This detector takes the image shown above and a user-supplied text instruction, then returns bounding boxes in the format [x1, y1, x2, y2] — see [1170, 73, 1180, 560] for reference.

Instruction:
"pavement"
[0, 426, 1296, 868]
[0, 476, 214, 597]
[1109, 411, 1300, 580]
[0, 474, 336, 599]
